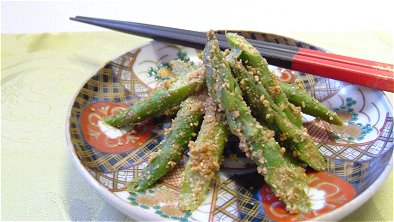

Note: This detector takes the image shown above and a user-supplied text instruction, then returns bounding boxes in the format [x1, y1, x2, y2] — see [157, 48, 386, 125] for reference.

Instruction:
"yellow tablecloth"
[1, 31, 393, 221]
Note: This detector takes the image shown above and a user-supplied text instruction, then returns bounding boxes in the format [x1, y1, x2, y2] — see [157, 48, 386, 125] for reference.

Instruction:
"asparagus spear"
[203, 31, 311, 213]
[103, 68, 205, 127]
[127, 95, 204, 192]
[281, 82, 344, 126]
[228, 57, 326, 171]
[226, 33, 303, 127]
[179, 96, 228, 211]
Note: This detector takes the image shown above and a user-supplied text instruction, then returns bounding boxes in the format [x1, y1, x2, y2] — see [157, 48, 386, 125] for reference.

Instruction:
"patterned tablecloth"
[1, 31, 393, 221]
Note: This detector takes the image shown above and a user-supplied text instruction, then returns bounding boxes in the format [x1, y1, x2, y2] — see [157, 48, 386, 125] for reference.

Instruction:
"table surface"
[1, 1, 393, 221]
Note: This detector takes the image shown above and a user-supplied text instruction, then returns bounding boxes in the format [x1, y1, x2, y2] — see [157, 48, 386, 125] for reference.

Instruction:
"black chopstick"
[73, 16, 299, 54]
[70, 16, 295, 68]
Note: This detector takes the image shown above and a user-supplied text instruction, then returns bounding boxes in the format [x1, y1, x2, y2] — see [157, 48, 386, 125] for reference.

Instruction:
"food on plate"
[280, 82, 344, 126]
[103, 31, 344, 214]
[179, 96, 228, 211]
[226, 33, 303, 128]
[203, 32, 311, 213]
[103, 65, 205, 127]
[226, 45, 326, 171]
[127, 95, 204, 192]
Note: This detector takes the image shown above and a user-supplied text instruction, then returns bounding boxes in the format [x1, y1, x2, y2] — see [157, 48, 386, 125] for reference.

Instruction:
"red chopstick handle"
[292, 54, 394, 92]
[299, 48, 394, 71]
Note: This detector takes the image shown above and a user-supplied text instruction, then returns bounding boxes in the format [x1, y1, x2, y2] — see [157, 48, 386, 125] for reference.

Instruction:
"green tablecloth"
[1, 31, 393, 221]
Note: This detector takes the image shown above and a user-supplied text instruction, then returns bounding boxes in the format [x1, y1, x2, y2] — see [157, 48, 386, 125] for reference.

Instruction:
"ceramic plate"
[66, 32, 393, 221]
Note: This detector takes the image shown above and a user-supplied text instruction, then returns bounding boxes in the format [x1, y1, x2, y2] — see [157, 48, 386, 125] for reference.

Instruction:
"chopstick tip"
[70, 16, 85, 21]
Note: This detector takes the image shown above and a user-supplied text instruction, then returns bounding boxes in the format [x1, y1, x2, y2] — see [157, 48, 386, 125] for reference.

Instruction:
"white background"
[2, 0, 394, 34]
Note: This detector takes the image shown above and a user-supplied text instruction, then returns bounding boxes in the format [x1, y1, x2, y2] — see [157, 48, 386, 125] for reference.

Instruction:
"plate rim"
[65, 40, 166, 221]
[65, 35, 393, 221]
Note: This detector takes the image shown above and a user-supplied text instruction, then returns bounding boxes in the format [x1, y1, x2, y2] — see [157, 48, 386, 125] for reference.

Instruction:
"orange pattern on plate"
[260, 171, 357, 221]
[80, 102, 153, 153]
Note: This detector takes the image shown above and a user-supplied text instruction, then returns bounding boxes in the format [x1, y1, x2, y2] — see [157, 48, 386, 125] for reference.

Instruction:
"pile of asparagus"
[103, 31, 344, 214]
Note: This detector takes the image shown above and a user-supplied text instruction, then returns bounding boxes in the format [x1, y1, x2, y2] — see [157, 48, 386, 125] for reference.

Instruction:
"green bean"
[127, 95, 204, 192]
[281, 82, 344, 126]
[228, 56, 326, 171]
[179, 96, 228, 211]
[203, 31, 311, 214]
[170, 60, 198, 78]
[103, 68, 205, 127]
[226, 33, 303, 127]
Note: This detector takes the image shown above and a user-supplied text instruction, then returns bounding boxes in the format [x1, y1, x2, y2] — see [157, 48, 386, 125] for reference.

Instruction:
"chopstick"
[70, 16, 394, 92]
[70, 16, 298, 67]
[71, 16, 384, 71]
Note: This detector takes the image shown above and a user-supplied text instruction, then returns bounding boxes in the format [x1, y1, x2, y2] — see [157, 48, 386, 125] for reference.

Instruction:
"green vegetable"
[203, 31, 311, 214]
[226, 33, 303, 127]
[170, 60, 198, 78]
[103, 68, 205, 127]
[228, 56, 326, 171]
[281, 82, 344, 126]
[127, 95, 204, 192]
[179, 96, 228, 211]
